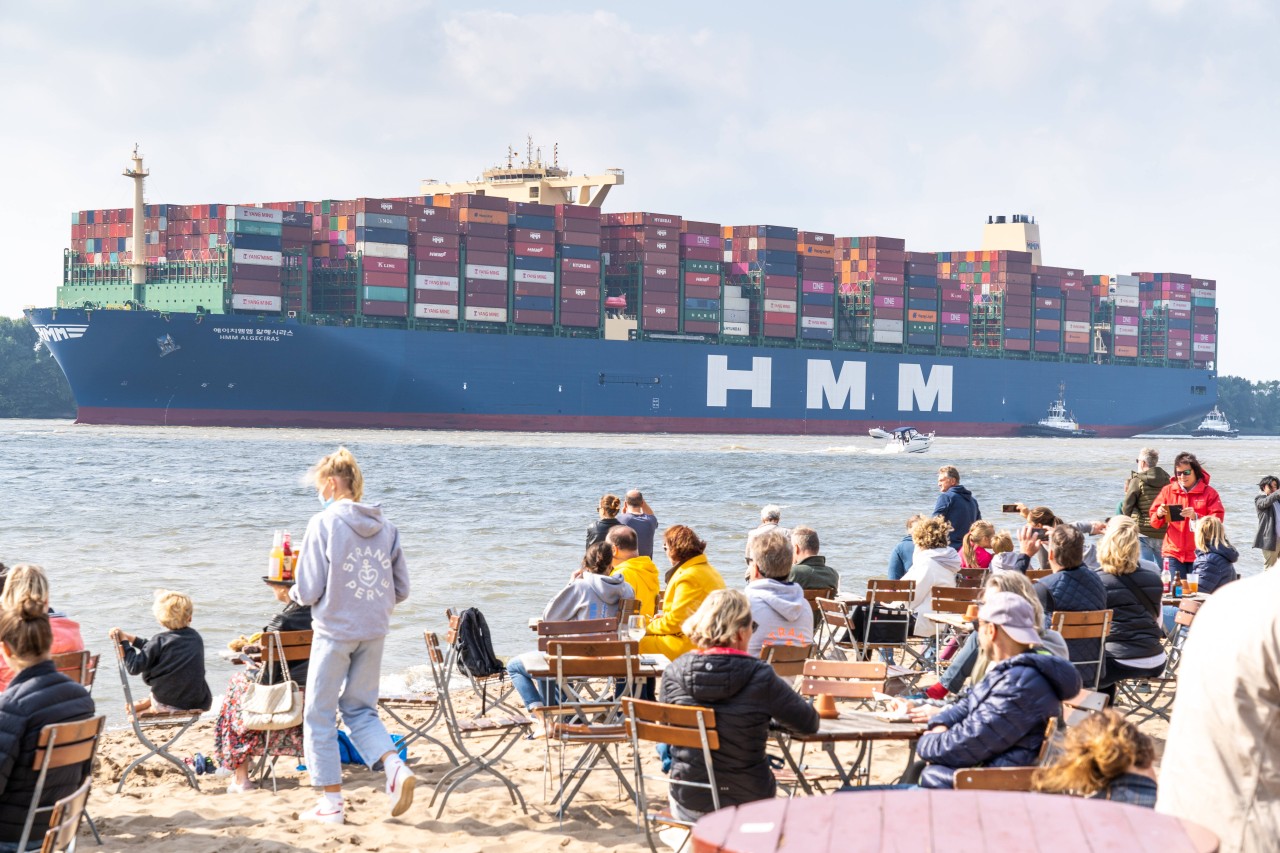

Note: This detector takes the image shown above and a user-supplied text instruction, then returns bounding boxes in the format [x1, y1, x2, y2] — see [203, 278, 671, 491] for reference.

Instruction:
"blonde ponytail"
[310, 446, 364, 502]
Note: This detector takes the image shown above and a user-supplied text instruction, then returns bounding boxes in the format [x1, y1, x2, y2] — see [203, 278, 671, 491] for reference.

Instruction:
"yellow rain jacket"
[613, 556, 661, 618]
[640, 554, 726, 660]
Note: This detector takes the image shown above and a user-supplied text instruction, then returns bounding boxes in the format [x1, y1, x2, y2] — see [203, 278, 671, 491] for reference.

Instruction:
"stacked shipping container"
[680, 220, 722, 335]
[603, 213, 682, 332]
[412, 203, 463, 323]
[509, 202, 556, 327]
[557, 204, 603, 328]
[798, 232, 836, 341]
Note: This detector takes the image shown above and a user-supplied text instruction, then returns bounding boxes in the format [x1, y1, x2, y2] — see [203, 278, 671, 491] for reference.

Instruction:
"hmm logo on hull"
[706, 356, 953, 412]
[32, 325, 88, 344]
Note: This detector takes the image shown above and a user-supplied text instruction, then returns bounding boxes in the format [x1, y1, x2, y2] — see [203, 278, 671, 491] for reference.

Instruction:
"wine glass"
[627, 615, 647, 643]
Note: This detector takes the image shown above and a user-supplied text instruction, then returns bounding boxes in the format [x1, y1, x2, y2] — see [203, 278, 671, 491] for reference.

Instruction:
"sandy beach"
[81, 683, 1173, 851]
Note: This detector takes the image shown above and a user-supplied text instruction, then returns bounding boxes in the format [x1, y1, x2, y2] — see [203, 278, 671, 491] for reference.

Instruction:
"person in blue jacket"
[914, 592, 1082, 788]
[932, 466, 981, 549]
[886, 515, 923, 581]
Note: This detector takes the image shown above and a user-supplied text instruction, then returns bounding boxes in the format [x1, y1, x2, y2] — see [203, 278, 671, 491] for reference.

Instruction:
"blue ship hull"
[26, 308, 1215, 436]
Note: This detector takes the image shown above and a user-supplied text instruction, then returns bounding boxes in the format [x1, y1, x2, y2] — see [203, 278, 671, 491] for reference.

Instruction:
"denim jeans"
[940, 631, 980, 694]
[304, 634, 396, 788]
[1138, 536, 1162, 566]
[507, 654, 559, 710]
[1163, 556, 1194, 580]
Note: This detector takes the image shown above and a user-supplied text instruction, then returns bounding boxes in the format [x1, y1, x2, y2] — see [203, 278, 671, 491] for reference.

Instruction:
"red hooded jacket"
[1150, 470, 1225, 563]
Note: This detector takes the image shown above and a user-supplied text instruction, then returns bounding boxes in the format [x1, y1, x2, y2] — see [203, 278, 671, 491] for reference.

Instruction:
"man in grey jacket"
[292, 450, 413, 825]
[745, 530, 812, 656]
[1256, 476, 1280, 569]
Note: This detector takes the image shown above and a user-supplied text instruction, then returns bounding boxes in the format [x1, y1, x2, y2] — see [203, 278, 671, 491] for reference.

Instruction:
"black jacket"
[262, 603, 313, 686]
[660, 651, 818, 814]
[1035, 565, 1108, 686]
[123, 627, 213, 712]
[1097, 568, 1165, 662]
[585, 517, 622, 549]
[0, 661, 95, 843]
[1255, 490, 1280, 552]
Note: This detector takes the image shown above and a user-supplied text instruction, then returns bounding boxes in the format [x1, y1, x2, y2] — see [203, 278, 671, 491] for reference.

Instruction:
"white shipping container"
[723, 251, 733, 263]
[414, 275, 459, 292]
[1064, 321, 1090, 333]
[415, 303, 459, 320]
[356, 241, 410, 260]
[764, 299, 796, 313]
[721, 322, 751, 336]
[465, 263, 507, 281]
[722, 285, 743, 300]
[873, 319, 904, 332]
[355, 212, 409, 230]
[226, 205, 283, 224]
[724, 297, 751, 311]
[513, 268, 555, 283]
[801, 316, 835, 330]
[1193, 342, 1216, 353]
[231, 293, 281, 312]
[1114, 295, 1140, 308]
[873, 330, 904, 344]
[1191, 288, 1216, 300]
[465, 306, 507, 323]
[722, 309, 750, 323]
[231, 247, 282, 267]
[748, 238, 759, 251]
[1115, 323, 1139, 336]
[1108, 274, 1139, 287]
[1163, 300, 1192, 312]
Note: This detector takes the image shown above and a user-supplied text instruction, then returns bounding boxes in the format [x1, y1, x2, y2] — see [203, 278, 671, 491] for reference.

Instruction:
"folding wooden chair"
[252, 629, 313, 791]
[112, 639, 204, 792]
[378, 631, 459, 769]
[16, 715, 105, 852]
[1051, 609, 1114, 691]
[34, 777, 92, 853]
[536, 617, 619, 651]
[955, 568, 989, 589]
[622, 697, 719, 853]
[814, 598, 851, 658]
[445, 608, 518, 715]
[539, 639, 643, 819]
[1026, 569, 1052, 582]
[52, 651, 99, 696]
[1038, 691, 1111, 766]
[1116, 598, 1201, 724]
[954, 767, 1036, 791]
[803, 587, 837, 634]
[929, 586, 980, 675]
[777, 660, 887, 793]
[859, 580, 928, 673]
[760, 642, 814, 680]
[425, 631, 534, 819]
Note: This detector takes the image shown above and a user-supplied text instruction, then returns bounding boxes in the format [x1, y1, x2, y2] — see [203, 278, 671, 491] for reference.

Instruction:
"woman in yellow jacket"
[641, 525, 726, 660]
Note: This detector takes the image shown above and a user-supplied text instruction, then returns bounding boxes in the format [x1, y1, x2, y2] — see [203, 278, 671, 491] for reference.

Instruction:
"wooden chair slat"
[800, 680, 881, 700]
[802, 659, 886, 679]
[627, 718, 720, 751]
[954, 767, 1037, 791]
[622, 697, 716, 728]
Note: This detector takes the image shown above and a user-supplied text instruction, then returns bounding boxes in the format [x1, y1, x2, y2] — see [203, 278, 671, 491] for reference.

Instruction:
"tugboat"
[1022, 384, 1098, 438]
[1191, 406, 1239, 438]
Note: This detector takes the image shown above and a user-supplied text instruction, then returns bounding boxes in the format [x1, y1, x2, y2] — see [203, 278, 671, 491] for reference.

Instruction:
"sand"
[81, 683, 1173, 852]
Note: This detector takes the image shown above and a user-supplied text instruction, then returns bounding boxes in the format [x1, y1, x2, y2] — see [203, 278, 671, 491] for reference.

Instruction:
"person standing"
[1122, 448, 1170, 565]
[1255, 475, 1280, 569]
[292, 447, 414, 825]
[618, 490, 659, 558]
[1157, 568, 1280, 849]
[585, 494, 623, 548]
[1149, 452, 1225, 581]
[932, 466, 980, 549]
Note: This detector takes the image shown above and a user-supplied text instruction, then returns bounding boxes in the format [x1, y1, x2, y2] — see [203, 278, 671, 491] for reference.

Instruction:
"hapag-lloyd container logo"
[33, 324, 88, 343]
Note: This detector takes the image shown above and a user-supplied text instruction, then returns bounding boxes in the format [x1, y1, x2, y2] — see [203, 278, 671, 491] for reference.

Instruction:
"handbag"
[242, 632, 304, 731]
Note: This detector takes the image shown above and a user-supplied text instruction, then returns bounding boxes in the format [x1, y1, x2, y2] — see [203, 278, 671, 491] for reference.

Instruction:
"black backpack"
[455, 607, 504, 679]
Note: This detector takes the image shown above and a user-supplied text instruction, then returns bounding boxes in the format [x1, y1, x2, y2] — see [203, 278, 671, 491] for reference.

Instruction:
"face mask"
[318, 487, 334, 509]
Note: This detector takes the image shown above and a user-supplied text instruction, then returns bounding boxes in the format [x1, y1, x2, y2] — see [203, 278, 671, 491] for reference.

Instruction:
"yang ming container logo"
[33, 324, 88, 343]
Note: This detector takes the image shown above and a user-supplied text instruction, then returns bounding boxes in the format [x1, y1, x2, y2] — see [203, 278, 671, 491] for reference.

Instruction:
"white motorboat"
[868, 427, 892, 439]
[882, 426, 934, 453]
[1191, 406, 1239, 438]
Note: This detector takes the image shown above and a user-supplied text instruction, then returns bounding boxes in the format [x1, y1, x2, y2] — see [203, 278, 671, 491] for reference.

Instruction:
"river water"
[4, 420, 1275, 712]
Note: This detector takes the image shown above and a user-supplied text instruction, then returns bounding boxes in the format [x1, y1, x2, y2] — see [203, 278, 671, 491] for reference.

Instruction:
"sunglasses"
[751, 620, 759, 632]
[1176, 469, 1194, 477]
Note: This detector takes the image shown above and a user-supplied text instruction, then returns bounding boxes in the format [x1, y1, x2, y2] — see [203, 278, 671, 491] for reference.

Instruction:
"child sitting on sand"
[109, 589, 213, 714]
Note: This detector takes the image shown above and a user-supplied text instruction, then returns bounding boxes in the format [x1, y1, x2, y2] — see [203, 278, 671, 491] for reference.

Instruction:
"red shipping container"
[362, 299, 408, 317]
[417, 248, 459, 265]
[684, 272, 721, 287]
[462, 236, 507, 255]
[514, 309, 553, 325]
[560, 270, 599, 288]
[561, 284, 600, 301]
[555, 204, 598, 221]
[464, 292, 506, 308]
[514, 281, 554, 298]
[683, 320, 719, 333]
[362, 270, 408, 288]
[231, 263, 282, 282]
[763, 311, 796, 326]
[460, 222, 507, 239]
[641, 277, 679, 294]
[512, 228, 553, 244]
[685, 285, 720, 301]
[940, 335, 969, 347]
[415, 260, 457, 277]
[643, 292, 679, 307]
[513, 242, 554, 258]
[562, 258, 600, 275]
[465, 251, 508, 267]
[415, 289, 458, 306]
[680, 246, 721, 263]
[763, 323, 796, 338]
[355, 198, 409, 216]
[908, 286, 939, 300]
[801, 305, 834, 319]
[414, 231, 460, 249]
[764, 286, 798, 300]
[556, 229, 601, 247]
[641, 315, 678, 331]
[1003, 338, 1031, 351]
[231, 279, 282, 297]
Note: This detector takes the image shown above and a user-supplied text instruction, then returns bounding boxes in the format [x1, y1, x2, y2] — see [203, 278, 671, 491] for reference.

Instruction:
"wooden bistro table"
[774, 711, 925, 795]
[691, 789, 1220, 853]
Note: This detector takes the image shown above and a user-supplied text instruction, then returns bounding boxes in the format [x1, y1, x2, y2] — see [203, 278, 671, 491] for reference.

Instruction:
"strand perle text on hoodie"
[344, 544, 394, 603]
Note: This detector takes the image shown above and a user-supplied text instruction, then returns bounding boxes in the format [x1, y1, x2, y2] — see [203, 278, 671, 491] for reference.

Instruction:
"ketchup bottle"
[281, 531, 294, 583]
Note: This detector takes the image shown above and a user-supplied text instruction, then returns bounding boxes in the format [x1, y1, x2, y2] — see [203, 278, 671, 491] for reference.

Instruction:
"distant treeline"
[0, 316, 1275, 429]
[0, 317, 75, 418]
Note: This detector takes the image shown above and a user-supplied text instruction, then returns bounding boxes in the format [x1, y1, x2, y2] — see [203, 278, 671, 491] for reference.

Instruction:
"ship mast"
[123, 146, 149, 302]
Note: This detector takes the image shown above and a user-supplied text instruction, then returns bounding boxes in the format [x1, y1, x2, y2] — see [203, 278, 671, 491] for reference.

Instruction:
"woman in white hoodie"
[903, 516, 962, 637]
[507, 543, 635, 713]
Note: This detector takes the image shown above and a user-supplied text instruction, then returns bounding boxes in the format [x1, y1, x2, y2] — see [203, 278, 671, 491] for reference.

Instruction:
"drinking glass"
[627, 615, 647, 642]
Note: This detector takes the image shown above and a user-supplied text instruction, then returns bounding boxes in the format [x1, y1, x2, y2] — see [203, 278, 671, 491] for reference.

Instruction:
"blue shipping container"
[1034, 308, 1062, 320]
[755, 225, 799, 240]
[801, 293, 834, 307]
[513, 214, 555, 229]
[801, 328, 834, 341]
[1003, 327, 1031, 340]
[1034, 330, 1061, 342]
[514, 296, 554, 312]
[512, 256, 555, 272]
[940, 323, 969, 336]
[228, 233, 283, 251]
[908, 298, 937, 311]
[559, 244, 600, 260]
[908, 332, 937, 345]
[758, 261, 798, 276]
[906, 275, 938, 286]
[354, 226, 409, 245]
[684, 298, 720, 311]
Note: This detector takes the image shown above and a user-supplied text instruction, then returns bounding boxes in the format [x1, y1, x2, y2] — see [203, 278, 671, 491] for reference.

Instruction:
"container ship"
[26, 146, 1220, 436]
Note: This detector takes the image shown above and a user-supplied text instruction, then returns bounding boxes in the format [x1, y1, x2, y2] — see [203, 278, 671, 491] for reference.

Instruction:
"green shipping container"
[230, 219, 284, 237]
[684, 260, 721, 274]
[683, 309, 719, 322]
[907, 322, 938, 333]
[362, 286, 409, 302]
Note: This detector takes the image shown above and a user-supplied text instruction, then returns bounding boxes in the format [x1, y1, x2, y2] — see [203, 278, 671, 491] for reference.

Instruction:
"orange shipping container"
[1115, 345, 1139, 358]
[1064, 332, 1089, 344]
[798, 243, 835, 258]
[909, 310, 938, 323]
[459, 208, 509, 225]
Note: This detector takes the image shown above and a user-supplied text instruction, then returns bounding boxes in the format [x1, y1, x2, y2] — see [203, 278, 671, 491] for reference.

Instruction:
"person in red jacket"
[1150, 452, 1225, 580]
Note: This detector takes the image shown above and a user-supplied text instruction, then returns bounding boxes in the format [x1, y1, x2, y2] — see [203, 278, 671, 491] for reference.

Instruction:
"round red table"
[691, 789, 1218, 852]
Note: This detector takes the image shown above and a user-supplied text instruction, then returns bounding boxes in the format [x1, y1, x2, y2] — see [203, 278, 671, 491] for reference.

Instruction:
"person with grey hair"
[744, 530, 812, 655]
[1122, 447, 1169, 564]
[744, 505, 789, 575]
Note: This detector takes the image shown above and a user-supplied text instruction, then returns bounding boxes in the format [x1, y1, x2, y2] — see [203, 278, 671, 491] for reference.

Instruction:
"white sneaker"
[225, 779, 256, 794]
[300, 796, 345, 824]
[386, 762, 417, 818]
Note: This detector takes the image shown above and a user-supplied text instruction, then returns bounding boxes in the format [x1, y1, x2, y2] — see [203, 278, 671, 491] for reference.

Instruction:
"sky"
[1, 0, 1276, 379]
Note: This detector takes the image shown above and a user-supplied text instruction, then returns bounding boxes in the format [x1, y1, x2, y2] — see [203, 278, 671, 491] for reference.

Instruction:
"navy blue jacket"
[1035, 564, 1108, 686]
[887, 535, 914, 581]
[933, 486, 981, 549]
[917, 651, 1082, 788]
[0, 661, 96, 843]
[1193, 543, 1239, 594]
